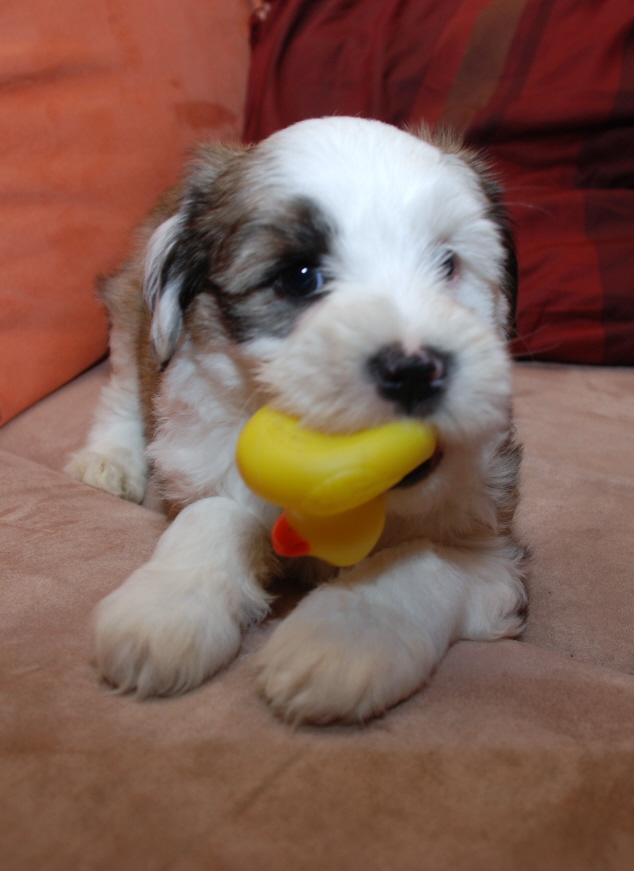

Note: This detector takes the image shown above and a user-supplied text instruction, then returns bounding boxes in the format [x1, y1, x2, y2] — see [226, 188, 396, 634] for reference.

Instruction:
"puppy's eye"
[272, 265, 325, 299]
[440, 252, 457, 281]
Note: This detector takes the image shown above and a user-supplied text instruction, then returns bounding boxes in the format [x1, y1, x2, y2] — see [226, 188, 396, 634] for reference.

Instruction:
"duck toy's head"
[237, 407, 438, 567]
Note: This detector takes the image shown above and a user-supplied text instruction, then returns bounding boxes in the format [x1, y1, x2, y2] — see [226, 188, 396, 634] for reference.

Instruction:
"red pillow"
[245, 0, 634, 365]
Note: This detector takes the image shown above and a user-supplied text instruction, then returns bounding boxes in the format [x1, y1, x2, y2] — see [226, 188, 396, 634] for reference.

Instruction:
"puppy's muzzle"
[368, 344, 450, 416]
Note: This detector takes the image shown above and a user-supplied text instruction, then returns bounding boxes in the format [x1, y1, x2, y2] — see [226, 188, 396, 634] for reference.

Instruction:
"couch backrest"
[0, 0, 251, 425]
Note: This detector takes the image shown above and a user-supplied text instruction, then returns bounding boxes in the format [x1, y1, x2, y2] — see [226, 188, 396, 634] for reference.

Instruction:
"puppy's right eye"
[272, 265, 325, 299]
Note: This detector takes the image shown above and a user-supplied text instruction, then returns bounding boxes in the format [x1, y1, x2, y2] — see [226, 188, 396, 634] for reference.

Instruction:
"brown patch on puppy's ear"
[409, 124, 519, 337]
[144, 141, 254, 367]
[174, 142, 255, 312]
[189, 140, 254, 186]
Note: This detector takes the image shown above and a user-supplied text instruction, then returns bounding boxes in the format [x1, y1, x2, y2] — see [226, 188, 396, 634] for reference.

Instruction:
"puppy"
[67, 116, 529, 725]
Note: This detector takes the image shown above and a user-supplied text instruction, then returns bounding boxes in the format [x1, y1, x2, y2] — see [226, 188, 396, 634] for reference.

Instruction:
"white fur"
[256, 539, 524, 724]
[69, 117, 526, 724]
[254, 290, 511, 440]
[93, 498, 274, 697]
[65, 329, 147, 503]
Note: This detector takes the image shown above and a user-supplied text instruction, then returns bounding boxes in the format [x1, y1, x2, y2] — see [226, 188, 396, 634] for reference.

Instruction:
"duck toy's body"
[237, 407, 438, 566]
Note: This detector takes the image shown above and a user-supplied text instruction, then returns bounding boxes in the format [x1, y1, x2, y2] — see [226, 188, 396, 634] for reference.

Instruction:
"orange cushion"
[0, 0, 250, 425]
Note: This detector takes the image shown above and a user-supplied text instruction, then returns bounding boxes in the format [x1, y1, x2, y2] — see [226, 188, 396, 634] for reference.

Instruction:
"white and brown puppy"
[67, 116, 529, 725]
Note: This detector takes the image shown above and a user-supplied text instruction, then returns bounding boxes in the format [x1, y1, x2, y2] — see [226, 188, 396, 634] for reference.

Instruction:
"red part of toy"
[271, 512, 311, 558]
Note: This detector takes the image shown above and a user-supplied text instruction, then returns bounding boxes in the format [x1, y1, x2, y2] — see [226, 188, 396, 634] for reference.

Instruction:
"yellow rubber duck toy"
[236, 407, 438, 567]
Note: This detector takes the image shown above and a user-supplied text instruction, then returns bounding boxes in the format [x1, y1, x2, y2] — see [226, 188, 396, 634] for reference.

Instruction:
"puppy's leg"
[256, 541, 525, 724]
[94, 497, 275, 697]
[65, 330, 148, 503]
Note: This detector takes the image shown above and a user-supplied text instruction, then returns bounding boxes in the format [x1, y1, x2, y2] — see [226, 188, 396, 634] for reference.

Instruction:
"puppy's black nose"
[368, 343, 450, 415]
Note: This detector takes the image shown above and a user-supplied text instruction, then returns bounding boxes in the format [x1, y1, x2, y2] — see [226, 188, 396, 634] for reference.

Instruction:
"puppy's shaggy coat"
[67, 117, 528, 725]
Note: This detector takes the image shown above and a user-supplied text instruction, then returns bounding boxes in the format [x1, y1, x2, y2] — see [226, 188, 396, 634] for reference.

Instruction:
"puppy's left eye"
[272, 265, 325, 299]
[440, 251, 458, 281]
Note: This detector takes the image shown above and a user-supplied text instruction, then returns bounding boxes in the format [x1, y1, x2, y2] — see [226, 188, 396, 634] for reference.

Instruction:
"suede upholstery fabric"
[1, 362, 633, 870]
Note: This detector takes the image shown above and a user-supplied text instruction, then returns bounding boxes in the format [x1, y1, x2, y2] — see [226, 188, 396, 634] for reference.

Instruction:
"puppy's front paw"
[66, 449, 146, 503]
[94, 566, 241, 697]
[255, 586, 434, 725]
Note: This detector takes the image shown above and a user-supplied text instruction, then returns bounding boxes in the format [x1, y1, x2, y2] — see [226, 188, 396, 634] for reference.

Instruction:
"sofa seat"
[1, 361, 633, 870]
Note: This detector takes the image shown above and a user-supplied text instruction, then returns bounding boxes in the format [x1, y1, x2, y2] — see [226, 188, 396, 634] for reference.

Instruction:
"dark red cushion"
[245, 0, 634, 365]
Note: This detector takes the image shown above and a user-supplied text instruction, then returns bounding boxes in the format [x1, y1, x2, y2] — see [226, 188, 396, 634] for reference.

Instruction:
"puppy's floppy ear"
[410, 124, 518, 337]
[144, 211, 187, 368]
[143, 142, 251, 368]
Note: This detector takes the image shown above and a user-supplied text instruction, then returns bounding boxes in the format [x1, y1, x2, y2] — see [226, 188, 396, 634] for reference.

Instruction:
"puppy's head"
[145, 117, 516, 447]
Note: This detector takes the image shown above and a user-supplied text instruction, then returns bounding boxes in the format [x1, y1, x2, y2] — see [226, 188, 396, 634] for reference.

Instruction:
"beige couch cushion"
[1, 360, 633, 868]
[514, 363, 634, 671]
